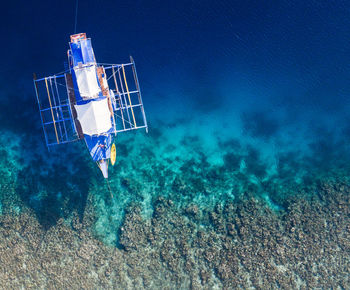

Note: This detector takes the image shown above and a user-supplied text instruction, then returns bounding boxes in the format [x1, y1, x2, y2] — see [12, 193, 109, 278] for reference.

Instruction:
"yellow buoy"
[110, 143, 116, 166]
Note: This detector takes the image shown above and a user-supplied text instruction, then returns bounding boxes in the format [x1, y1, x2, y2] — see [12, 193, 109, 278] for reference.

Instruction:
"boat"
[33, 33, 148, 178]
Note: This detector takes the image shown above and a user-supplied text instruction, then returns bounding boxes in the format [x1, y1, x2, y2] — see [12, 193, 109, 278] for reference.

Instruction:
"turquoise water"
[0, 111, 349, 287]
[3, 106, 349, 246]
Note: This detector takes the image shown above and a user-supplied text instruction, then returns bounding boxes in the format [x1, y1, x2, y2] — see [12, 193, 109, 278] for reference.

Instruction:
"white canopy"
[74, 98, 112, 136]
[74, 65, 101, 99]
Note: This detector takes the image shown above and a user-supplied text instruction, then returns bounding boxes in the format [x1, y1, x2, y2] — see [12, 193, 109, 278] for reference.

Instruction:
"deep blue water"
[1, 0, 350, 243]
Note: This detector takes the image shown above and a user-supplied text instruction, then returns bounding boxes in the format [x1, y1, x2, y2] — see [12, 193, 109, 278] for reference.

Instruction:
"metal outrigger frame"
[103, 56, 148, 135]
[33, 56, 148, 150]
[33, 73, 79, 149]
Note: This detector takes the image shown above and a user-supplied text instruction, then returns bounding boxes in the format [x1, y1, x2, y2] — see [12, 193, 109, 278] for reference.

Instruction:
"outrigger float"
[34, 33, 148, 178]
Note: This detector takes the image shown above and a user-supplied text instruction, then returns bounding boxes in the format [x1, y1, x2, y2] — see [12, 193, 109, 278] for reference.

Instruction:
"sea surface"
[0, 1, 349, 288]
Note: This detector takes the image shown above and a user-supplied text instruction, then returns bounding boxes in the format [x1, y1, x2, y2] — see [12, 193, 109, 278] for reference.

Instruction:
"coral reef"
[0, 118, 349, 288]
[0, 178, 348, 288]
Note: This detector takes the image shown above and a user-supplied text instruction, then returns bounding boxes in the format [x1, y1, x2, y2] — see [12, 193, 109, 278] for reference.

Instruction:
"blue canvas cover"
[70, 39, 95, 66]
[84, 129, 113, 161]
[70, 42, 84, 66]
[81, 39, 95, 64]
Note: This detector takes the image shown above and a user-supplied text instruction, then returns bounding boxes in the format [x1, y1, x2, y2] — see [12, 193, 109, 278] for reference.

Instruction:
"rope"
[106, 178, 114, 199]
[74, 0, 79, 33]
[96, 161, 114, 199]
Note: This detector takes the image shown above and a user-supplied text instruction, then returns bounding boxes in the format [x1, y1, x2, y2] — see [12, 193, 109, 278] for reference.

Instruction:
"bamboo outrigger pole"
[121, 64, 137, 128]
[112, 66, 126, 130]
[33, 73, 49, 149]
[45, 77, 60, 144]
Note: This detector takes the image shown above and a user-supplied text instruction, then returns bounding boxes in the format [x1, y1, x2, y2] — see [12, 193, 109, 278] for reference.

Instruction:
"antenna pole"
[74, 0, 79, 33]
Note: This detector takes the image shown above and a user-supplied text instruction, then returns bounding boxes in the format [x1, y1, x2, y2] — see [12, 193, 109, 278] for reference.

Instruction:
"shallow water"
[0, 1, 349, 288]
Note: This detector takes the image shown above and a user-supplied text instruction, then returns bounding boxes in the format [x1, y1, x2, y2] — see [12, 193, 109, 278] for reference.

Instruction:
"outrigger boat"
[33, 33, 148, 178]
